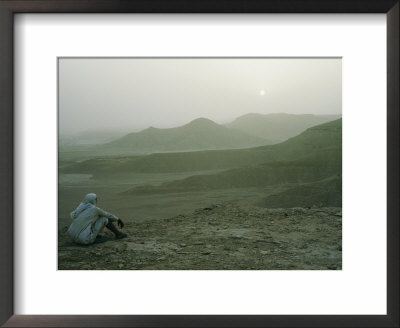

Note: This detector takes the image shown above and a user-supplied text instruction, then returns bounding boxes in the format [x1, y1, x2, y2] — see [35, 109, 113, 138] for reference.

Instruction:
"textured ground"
[58, 204, 342, 270]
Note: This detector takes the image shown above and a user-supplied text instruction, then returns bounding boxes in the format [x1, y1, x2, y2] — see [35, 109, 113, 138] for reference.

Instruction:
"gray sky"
[59, 58, 341, 135]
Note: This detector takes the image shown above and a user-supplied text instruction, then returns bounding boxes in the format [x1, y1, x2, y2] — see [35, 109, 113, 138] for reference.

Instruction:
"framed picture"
[0, 0, 398, 327]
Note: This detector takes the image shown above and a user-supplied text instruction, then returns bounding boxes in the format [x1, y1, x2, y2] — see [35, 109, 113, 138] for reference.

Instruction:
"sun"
[259, 90, 266, 96]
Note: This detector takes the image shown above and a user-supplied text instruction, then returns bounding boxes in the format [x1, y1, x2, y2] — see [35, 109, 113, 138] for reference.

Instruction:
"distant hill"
[61, 118, 342, 176]
[226, 113, 341, 143]
[59, 130, 126, 148]
[97, 118, 268, 154]
[120, 119, 342, 194]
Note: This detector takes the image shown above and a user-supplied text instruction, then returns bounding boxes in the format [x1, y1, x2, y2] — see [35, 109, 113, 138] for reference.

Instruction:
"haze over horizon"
[59, 58, 342, 136]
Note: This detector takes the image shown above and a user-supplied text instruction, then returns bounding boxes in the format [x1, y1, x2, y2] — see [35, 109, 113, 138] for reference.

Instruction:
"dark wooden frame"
[0, 0, 398, 327]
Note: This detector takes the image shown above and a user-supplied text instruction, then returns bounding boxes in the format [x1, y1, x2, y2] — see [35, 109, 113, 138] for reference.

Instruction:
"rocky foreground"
[58, 204, 342, 270]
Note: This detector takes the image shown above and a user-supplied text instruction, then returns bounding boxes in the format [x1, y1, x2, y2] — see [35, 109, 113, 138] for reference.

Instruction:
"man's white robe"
[67, 193, 119, 245]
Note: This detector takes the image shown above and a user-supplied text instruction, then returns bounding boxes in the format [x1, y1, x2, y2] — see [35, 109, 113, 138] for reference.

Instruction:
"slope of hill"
[226, 113, 341, 143]
[256, 175, 342, 208]
[97, 118, 269, 154]
[121, 148, 341, 194]
[262, 118, 342, 157]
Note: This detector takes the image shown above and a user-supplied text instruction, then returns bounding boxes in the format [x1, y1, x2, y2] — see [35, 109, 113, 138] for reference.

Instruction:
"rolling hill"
[61, 118, 342, 176]
[120, 119, 342, 194]
[226, 113, 341, 143]
[97, 118, 269, 154]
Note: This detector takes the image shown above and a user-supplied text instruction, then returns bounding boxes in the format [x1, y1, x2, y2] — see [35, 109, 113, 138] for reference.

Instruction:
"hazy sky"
[59, 58, 341, 135]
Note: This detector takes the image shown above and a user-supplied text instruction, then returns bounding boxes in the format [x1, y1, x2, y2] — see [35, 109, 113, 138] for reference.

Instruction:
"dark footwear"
[94, 235, 109, 244]
[106, 222, 127, 239]
[115, 232, 128, 240]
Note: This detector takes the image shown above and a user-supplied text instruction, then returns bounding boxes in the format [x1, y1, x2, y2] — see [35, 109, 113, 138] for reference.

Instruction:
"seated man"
[67, 193, 127, 245]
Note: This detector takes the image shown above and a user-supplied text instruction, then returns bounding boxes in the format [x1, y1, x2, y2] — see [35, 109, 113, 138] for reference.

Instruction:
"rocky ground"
[58, 204, 342, 270]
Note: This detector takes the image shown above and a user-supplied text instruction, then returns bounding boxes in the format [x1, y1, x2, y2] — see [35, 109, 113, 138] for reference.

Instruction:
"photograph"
[57, 57, 342, 270]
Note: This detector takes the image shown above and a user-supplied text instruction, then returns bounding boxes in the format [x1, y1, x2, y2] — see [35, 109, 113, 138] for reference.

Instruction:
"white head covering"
[70, 193, 97, 219]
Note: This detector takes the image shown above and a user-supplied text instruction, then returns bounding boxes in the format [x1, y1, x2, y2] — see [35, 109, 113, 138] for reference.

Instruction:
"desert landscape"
[58, 114, 342, 270]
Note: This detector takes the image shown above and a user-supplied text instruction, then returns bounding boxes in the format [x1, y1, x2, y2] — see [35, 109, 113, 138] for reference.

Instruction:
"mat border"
[0, 0, 398, 327]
